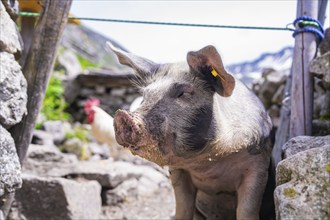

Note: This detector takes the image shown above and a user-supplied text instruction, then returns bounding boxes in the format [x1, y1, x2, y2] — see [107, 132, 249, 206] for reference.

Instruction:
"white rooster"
[84, 98, 122, 158]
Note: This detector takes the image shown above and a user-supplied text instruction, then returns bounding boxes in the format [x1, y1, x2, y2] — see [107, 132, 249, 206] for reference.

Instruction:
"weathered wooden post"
[289, 0, 323, 138]
[272, 71, 292, 166]
[273, 0, 327, 166]
[10, 0, 73, 163]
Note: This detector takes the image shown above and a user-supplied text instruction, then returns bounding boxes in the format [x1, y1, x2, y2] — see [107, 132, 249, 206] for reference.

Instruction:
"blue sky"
[70, 1, 329, 65]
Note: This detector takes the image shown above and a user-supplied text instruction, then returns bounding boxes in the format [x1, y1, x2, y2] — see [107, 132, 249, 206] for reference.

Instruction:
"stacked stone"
[253, 27, 330, 133]
[252, 68, 288, 128]
[7, 144, 174, 219]
[310, 28, 330, 135]
[75, 85, 140, 118]
[0, 0, 27, 217]
[274, 28, 330, 220]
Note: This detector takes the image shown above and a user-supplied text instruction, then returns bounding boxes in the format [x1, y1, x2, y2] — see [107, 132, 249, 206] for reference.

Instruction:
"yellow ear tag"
[211, 67, 226, 81]
[211, 67, 219, 77]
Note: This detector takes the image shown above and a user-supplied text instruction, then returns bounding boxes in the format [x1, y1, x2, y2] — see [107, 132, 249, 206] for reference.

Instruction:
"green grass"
[65, 126, 89, 143]
[76, 54, 99, 70]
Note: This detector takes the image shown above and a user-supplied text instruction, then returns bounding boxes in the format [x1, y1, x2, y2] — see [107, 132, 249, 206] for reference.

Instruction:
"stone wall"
[253, 28, 330, 134]
[62, 68, 140, 122]
[273, 28, 330, 219]
[0, 0, 27, 217]
[251, 28, 330, 220]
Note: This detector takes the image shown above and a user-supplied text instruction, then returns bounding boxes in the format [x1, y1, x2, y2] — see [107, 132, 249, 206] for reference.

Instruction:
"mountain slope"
[60, 24, 130, 71]
[61, 23, 293, 82]
[226, 46, 293, 85]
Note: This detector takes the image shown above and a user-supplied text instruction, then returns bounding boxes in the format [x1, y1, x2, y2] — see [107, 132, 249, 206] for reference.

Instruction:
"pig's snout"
[114, 110, 144, 148]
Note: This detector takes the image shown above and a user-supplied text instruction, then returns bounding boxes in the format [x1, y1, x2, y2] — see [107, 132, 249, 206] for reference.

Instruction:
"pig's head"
[108, 43, 236, 166]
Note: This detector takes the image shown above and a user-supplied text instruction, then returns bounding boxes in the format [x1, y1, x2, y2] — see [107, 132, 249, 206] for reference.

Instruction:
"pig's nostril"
[114, 109, 146, 146]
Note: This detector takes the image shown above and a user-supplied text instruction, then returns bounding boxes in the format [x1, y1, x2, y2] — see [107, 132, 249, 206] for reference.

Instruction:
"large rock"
[117, 184, 175, 220]
[14, 174, 102, 220]
[101, 172, 169, 206]
[57, 50, 82, 79]
[258, 69, 287, 108]
[275, 137, 330, 220]
[32, 129, 55, 146]
[61, 137, 91, 160]
[63, 79, 81, 104]
[23, 144, 78, 178]
[42, 120, 70, 145]
[67, 160, 168, 189]
[101, 175, 174, 220]
[0, 125, 22, 196]
[312, 120, 330, 136]
[319, 28, 330, 55]
[0, 52, 27, 128]
[1, 0, 19, 20]
[313, 91, 330, 119]
[282, 135, 330, 159]
[310, 52, 330, 89]
[0, 2, 21, 54]
[23, 144, 169, 189]
[88, 142, 110, 159]
[15, 143, 175, 219]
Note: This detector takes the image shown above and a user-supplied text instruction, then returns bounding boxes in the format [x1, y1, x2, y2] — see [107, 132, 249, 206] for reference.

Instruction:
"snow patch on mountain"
[226, 46, 293, 86]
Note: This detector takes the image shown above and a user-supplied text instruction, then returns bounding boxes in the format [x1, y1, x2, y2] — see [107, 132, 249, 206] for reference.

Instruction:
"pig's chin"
[114, 110, 169, 166]
[123, 142, 169, 166]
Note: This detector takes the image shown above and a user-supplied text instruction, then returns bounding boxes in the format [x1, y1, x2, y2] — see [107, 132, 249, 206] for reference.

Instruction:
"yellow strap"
[211, 67, 226, 82]
[211, 68, 219, 77]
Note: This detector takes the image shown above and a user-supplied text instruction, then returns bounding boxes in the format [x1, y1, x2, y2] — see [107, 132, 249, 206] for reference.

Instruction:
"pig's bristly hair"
[214, 79, 273, 152]
[129, 64, 163, 91]
[177, 106, 213, 150]
[129, 74, 146, 90]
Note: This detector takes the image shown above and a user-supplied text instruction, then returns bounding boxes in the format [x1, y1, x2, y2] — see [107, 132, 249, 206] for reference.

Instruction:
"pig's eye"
[171, 83, 193, 99]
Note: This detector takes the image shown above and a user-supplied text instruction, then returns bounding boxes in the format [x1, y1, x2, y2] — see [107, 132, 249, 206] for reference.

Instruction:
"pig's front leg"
[170, 168, 197, 220]
[236, 168, 268, 220]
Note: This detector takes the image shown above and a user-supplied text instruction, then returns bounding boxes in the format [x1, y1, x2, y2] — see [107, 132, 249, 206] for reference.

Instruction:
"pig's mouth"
[114, 110, 167, 165]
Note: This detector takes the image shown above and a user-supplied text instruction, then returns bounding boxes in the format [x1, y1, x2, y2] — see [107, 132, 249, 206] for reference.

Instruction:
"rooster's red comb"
[84, 98, 100, 113]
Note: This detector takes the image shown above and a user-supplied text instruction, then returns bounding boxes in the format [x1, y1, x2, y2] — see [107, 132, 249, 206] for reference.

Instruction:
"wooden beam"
[77, 70, 136, 88]
[272, 71, 292, 167]
[10, 0, 73, 164]
[289, 0, 319, 138]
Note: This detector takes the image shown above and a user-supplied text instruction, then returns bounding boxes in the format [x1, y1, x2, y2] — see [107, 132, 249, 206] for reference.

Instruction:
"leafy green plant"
[39, 75, 71, 123]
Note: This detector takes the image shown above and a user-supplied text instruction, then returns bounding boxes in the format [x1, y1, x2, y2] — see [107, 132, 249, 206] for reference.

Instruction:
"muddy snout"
[113, 110, 146, 148]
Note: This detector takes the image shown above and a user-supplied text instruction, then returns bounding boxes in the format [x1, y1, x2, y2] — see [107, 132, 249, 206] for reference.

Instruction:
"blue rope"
[19, 12, 292, 32]
[292, 16, 324, 40]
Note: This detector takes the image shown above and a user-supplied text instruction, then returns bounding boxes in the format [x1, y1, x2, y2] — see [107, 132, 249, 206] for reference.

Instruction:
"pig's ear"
[187, 45, 235, 97]
[106, 42, 159, 77]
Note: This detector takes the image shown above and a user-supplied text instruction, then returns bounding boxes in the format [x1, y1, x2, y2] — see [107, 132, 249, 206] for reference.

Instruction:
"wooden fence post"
[289, 0, 320, 138]
[10, 0, 72, 164]
[272, 0, 327, 166]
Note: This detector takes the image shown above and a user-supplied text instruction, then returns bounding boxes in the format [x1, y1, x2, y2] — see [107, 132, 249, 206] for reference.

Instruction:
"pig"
[108, 42, 274, 220]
